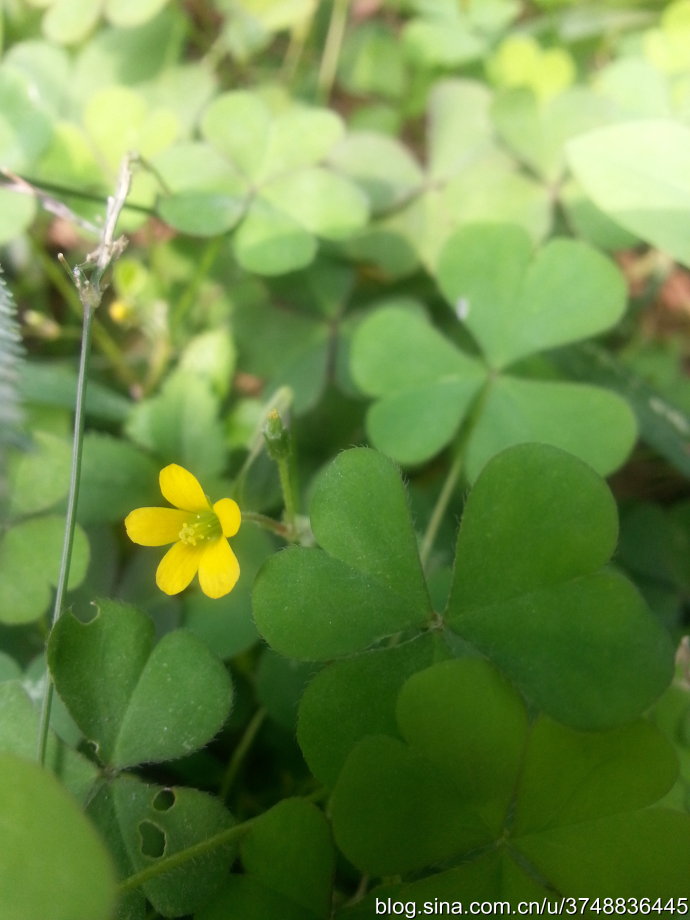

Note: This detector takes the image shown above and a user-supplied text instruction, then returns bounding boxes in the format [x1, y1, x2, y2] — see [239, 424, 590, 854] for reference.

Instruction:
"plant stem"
[262, 403, 300, 537]
[117, 818, 255, 893]
[242, 510, 292, 540]
[219, 707, 266, 802]
[35, 155, 134, 766]
[418, 448, 464, 571]
[317, 0, 350, 102]
[418, 377, 494, 570]
[277, 447, 299, 534]
[36, 298, 94, 764]
[171, 235, 222, 327]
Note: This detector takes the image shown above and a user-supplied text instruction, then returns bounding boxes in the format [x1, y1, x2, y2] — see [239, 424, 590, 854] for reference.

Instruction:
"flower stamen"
[178, 512, 222, 546]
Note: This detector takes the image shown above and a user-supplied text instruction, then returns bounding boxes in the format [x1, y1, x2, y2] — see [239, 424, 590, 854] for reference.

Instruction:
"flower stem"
[35, 154, 134, 766]
[36, 299, 94, 765]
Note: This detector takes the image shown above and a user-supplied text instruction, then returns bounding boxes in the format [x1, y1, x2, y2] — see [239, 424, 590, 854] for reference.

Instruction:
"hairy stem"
[118, 819, 255, 893]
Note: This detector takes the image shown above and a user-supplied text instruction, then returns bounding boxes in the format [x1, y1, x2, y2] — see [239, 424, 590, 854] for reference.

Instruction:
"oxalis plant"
[2, 3, 690, 919]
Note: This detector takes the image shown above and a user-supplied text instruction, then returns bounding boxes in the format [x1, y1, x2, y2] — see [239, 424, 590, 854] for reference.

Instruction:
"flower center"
[178, 511, 221, 546]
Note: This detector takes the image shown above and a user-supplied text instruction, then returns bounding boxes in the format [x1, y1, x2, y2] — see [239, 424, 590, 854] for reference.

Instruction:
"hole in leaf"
[152, 788, 176, 811]
[138, 820, 166, 858]
[79, 602, 101, 624]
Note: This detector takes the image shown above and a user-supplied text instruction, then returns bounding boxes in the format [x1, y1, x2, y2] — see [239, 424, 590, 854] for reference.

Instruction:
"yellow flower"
[125, 464, 241, 599]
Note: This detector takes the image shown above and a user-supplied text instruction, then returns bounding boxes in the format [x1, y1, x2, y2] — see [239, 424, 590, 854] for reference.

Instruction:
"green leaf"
[447, 443, 674, 728]
[48, 600, 233, 769]
[0, 652, 21, 682]
[403, 17, 485, 68]
[351, 303, 477, 393]
[552, 341, 690, 481]
[198, 799, 333, 920]
[77, 433, 160, 525]
[18, 360, 131, 422]
[125, 371, 227, 478]
[427, 79, 494, 180]
[328, 132, 424, 213]
[201, 91, 272, 177]
[338, 22, 407, 100]
[83, 85, 178, 174]
[0, 67, 52, 169]
[233, 199, 316, 275]
[105, 0, 169, 28]
[513, 717, 679, 832]
[253, 448, 432, 659]
[331, 658, 689, 893]
[42, 0, 101, 44]
[437, 223, 627, 370]
[352, 298, 634, 474]
[7, 430, 71, 518]
[257, 650, 319, 732]
[566, 120, 690, 268]
[519, 809, 690, 896]
[0, 187, 36, 244]
[262, 167, 369, 240]
[333, 733, 485, 876]
[491, 87, 612, 183]
[154, 142, 248, 236]
[85, 782, 146, 920]
[0, 752, 115, 920]
[158, 189, 247, 237]
[465, 375, 637, 481]
[0, 682, 98, 803]
[179, 328, 236, 398]
[311, 448, 428, 605]
[351, 305, 484, 464]
[253, 547, 420, 660]
[0, 515, 89, 625]
[297, 633, 448, 788]
[112, 775, 237, 917]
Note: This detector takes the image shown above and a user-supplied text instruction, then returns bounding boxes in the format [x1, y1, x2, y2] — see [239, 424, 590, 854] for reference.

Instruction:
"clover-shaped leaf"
[336, 80, 549, 275]
[297, 633, 446, 788]
[331, 659, 690, 895]
[0, 515, 90, 625]
[48, 599, 233, 769]
[154, 91, 368, 273]
[566, 120, 690, 269]
[253, 448, 432, 659]
[437, 223, 627, 370]
[89, 775, 237, 919]
[196, 799, 334, 920]
[352, 223, 636, 478]
[491, 87, 612, 184]
[0, 682, 98, 804]
[448, 443, 673, 728]
[255, 444, 673, 732]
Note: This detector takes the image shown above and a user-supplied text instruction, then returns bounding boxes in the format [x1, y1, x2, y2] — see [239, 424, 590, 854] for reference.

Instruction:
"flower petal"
[156, 541, 204, 595]
[125, 508, 192, 546]
[159, 464, 210, 512]
[198, 538, 240, 599]
[213, 498, 241, 538]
